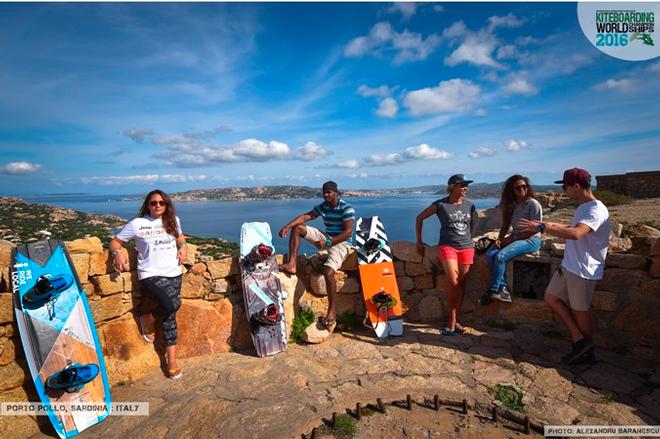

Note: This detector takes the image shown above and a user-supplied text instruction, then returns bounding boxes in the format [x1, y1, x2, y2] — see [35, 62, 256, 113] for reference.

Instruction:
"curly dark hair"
[500, 175, 535, 226]
[138, 189, 179, 238]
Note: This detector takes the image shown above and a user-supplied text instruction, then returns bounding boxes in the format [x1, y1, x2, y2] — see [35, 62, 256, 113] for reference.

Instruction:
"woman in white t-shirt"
[109, 189, 188, 380]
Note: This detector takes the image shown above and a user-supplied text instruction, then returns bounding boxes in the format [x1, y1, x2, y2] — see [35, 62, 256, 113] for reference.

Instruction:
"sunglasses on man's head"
[514, 184, 528, 191]
[149, 200, 167, 207]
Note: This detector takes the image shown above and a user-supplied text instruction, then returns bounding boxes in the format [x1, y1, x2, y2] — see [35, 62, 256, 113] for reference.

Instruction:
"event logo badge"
[578, 2, 659, 61]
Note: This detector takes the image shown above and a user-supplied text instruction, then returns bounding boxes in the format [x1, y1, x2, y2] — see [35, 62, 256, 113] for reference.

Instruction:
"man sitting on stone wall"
[519, 168, 611, 365]
[279, 181, 355, 333]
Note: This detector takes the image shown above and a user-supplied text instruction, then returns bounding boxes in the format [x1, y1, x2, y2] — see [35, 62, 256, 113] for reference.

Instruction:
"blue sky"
[1, 2, 659, 195]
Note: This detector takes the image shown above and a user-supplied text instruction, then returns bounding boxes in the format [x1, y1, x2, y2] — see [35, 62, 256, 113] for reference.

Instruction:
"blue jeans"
[485, 237, 541, 291]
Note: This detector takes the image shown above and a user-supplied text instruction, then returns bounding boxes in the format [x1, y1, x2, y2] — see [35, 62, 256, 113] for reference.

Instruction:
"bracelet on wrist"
[325, 238, 332, 248]
[111, 249, 122, 257]
[179, 242, 188, 248]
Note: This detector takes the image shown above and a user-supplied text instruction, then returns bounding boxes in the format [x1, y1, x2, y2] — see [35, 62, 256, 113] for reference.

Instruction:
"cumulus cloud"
[496, 44, 517, 59]
[347, 172, 369, 179]
[487, 13, 526, 32]
[445, 31, 503, 68]
[387, 2, 417, 20]
[81, 174, 208, 185]
[231, 139, 290, 161]
[403, 79, 481, 116]
[3, 161, 42, 175]
[357, 84, 393, 97]
[294, 141, 329, 161]
[474, 108, 488, 116]
[376, 97, 399, 118]
[338, 160, 360, 169]
[403, 143, 453, 160]
[364, 153, 404, 167]
[502, 75, 538, 96]
[442, 21, 468, 39]
[594, 78, 635, 92]
[345, 21, 441, 64]
[123, 127, 155, 143]
[506, 139, 529, 151]
[468, 146, 498, 159]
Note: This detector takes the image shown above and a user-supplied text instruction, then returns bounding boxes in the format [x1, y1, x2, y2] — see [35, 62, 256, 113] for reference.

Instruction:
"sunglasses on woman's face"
[149, 200, 167, 207]
[459, 183, 469, 188]
[514, 184, 528, 191]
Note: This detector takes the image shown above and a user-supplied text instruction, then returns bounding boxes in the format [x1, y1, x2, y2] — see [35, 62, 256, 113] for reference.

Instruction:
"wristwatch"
[325, 238, 332, 248]
[536, 223, 546, 234]
[111, 249, 122, 257]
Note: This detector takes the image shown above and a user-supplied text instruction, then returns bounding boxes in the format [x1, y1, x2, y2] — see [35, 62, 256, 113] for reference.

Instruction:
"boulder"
[651, 238, 660, 256]
[396, 276, 414, 291]
[650, 257, 660, 278]
[417, 295, 443, 322]
[0, 293, 13, 324]
[472, 207, 501, 236]
[211, 278, 232, 297]
[309, 271, 355, 296]
[65, 237, 103, 254]
[339, 249, 358, 271]
[0, 336, 16, 366]
[608, 235, 633, 253]
[390, 241, 422, 263]
[614, 301, 660, 339]
[641, 279, 660, 299]
[597, 268, 648, 293]
[190, 262, 207, 275]
[91, 272, 125, 296]
[405, 261, 426, 277]
[301, 319, 331, 344]
[175, 299, 234, 358]
[206, 257, 239, 279]
[0, 361, 26, 392]
[413, 274, 434, 290]
[90, 293, 133, 322]
[122, 271, 139, 292]
[625, 224, 660, 239]
[500, 298, 554, 322]
[0, 239, 16, 268]
[180, 273, 211, 299]
[69, 252, 90, 281]
[605, 253, 649, 269]
[394, 261, 405, 275]
[181, 243, 197, 266]
[592, 290, 618, 312]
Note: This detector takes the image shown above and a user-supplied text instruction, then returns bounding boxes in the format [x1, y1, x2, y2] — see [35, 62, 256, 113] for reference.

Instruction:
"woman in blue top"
[479, 175, 542, 305]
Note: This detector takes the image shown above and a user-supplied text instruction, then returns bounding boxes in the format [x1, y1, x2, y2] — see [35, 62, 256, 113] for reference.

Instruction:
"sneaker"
[562, 338, 595, 365]
[478, 290, 495, 306]
[440, 327, 456, 336]
[46, 363, 100, 392]
[167, 367, 183, 380]
[491, 285, 512, 303]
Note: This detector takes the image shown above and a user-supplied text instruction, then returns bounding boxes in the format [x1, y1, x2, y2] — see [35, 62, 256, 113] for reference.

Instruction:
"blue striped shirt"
[313, 199, 355, 240]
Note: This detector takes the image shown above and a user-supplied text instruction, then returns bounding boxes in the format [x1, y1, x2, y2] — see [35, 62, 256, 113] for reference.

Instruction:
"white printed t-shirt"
[116, 215, 183, 280]
[562, 200, 611, 280]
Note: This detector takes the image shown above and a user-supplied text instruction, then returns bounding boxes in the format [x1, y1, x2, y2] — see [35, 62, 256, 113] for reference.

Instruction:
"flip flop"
[139, 315, 156, 343]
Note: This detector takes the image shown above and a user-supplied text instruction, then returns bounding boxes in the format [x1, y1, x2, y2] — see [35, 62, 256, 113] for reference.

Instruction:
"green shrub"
[336, 311, 360, 331]
[290, 308, 316, 344]
[489, 384, 525, 412]
[333, 413, 356, 437]
[593, 190, 633, 206]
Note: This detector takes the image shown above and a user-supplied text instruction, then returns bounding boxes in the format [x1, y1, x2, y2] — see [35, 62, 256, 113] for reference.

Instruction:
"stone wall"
[1, 235, 659, 401]
[597, 170, 660, 198]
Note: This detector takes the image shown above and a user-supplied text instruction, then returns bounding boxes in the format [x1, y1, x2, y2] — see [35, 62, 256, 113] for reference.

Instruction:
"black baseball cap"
[447, 174, 474, 185]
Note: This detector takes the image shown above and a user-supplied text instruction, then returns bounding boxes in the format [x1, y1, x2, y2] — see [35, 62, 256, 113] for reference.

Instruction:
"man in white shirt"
[519, 168, 611, 365]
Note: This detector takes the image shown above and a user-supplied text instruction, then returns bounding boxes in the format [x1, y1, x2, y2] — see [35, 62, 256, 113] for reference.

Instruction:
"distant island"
[149, 183, 562, 202]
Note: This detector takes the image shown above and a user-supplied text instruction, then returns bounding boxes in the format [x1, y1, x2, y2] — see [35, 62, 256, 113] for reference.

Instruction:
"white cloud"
[3, 161, 42, 175]
[338, 160, 360, 169]
[433, 5, 444, 13]
[445, 31, 503, 68]
[357, 85, 393, 97]
[345, 21, 440, 64]
[594, 78, 635, 92]
[123, 127, 155, 143]
[649, 61, 660, 72]
[376, 97, 399, 118]
[403, 143, 453, 160]
[496, 44, 517, 59]
[81, 174, 207, 185]
[442, 21, 468, 39]
[403, 79, 481, 116]
[468, 146, 498, 159]
[387, 3, 417, 20]
[502, 75, 538, 96]
[506, 139, 530, 151]
[365, 153, 404, 167]
[487, 13, 526, 32]
[294, 141, 329, 161]
[474, 108, 488, 116]
[347, 172, 369, 179]
[233, 139, 290, 161]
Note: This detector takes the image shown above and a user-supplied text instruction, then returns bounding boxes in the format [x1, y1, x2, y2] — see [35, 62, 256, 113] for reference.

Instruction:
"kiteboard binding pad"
[11, 240, 111, 438]
[356, 216, 403, 337]
[239, 222, 287, 357]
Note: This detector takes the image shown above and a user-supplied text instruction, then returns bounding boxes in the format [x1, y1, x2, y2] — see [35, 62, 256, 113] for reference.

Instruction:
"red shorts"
[438, 246, 475, 265]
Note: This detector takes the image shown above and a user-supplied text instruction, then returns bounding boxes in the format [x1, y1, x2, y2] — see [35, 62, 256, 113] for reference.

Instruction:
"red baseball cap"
[554, 168, 591, 186]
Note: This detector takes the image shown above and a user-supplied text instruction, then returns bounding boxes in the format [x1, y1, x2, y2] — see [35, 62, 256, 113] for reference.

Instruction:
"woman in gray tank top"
[479, 175, 542, 305]
[416, 174, 476, 336]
